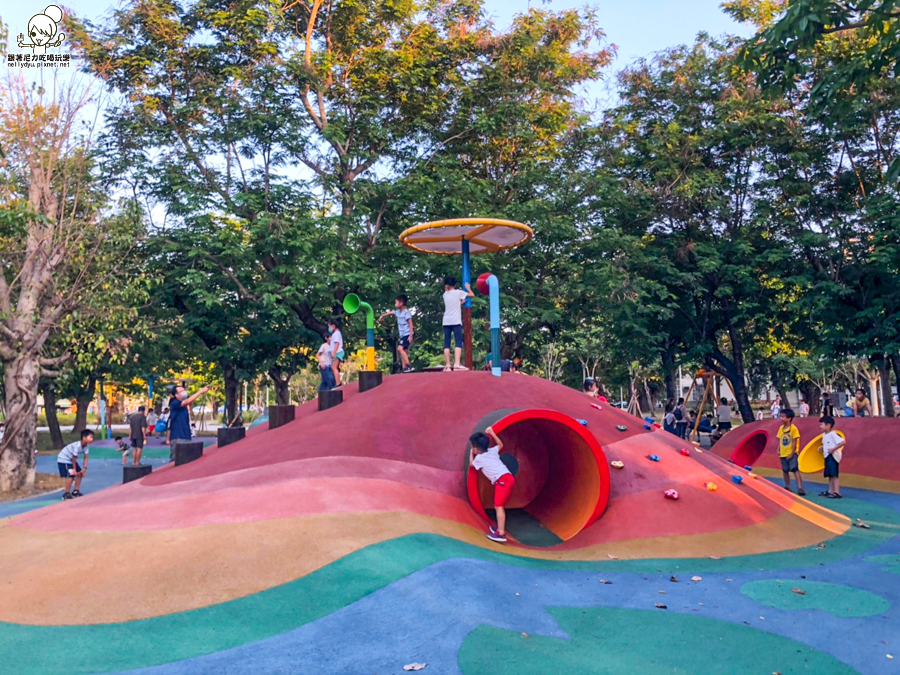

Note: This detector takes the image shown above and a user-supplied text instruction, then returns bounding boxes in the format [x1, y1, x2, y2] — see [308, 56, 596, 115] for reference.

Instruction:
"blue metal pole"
[461, 237, 471, 308]
[487, 274, 501, 377]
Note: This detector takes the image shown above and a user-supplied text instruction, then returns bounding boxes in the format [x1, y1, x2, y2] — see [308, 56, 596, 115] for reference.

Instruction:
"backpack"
[499, 453, 520, 477]
[673, 406, 684, 421]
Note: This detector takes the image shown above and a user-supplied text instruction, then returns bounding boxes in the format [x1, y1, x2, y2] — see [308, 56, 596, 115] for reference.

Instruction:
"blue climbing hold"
[732, 475, 743, 484]
[744, 465, 753, 471]
[648, 454, 661, 462]
[577, 419, 588, 427]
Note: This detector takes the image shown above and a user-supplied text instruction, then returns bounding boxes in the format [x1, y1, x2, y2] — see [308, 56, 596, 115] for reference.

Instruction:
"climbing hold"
[680, 449, 690, 456]
[664, 489, 679, 500]
[743, 465, 753, 471]
[691, 576, 702, 582]
[610, 460, 625, 469]
[705, 482, 718, 491]
[648, 454, 661, 462]
[731, 475, 743, 484]
[616, 425, 627, 432]
[590, 403, 603, 411]
[577, 419, 588, 427]
[643, 417, 654, 430]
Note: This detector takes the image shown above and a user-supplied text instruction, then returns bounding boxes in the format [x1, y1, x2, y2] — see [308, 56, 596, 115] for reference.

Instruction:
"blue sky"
[5, 0, 753, 108]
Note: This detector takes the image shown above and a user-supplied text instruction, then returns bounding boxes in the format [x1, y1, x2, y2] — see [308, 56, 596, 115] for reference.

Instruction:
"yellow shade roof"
[399, 218, 533, 255]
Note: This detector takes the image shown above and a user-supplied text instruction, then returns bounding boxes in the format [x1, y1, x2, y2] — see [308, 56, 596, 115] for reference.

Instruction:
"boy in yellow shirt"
[778, 409, 805, 495]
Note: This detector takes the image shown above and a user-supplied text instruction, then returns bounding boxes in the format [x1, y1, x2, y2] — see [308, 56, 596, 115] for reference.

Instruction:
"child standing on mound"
[778, 409, 806, 495]
[328, 318, 344, 388]
[469, 426, 515, 543]
[819, 415, 845, 499]
[441, 276, 474, 371]
[378, 294, 414, 372]
[316, 338, 335, 391]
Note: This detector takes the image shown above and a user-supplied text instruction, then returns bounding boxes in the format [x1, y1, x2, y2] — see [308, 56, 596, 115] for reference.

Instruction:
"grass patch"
[0, 472, 65, 503]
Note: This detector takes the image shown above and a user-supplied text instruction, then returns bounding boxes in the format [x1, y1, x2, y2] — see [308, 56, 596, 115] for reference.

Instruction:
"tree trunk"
[41, 381, 65, 450]
[873, 354, 894, 417]
[223, 364, 239, 427]
[661, 348, 677, 403]
[267, 366, 292, 405]
[799, 380, 821, 416]
[716, 313, 754, 423]
[0, 355, 40, 491]
[73, 375, 97, 433]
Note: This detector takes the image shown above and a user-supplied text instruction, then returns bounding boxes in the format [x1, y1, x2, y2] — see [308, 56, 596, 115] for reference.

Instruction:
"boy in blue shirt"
[379, 294, 415, 372]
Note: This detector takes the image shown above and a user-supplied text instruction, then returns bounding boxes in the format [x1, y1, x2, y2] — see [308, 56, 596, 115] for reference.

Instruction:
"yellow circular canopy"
[399, 218, 533, 255]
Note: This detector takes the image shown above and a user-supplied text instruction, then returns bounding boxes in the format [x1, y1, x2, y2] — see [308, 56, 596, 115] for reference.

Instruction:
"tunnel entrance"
[466, 409, 610, 545]
[730, 430, 769, 467]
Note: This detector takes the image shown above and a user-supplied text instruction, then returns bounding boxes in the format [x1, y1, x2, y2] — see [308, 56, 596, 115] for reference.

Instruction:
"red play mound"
[714, 418, 900, 490]
[14, 372, 847, 552]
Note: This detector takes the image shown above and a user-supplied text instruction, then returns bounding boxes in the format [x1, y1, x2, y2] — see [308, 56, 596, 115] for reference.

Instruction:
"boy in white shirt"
[818, 415, 845, 499]
[316, 340, 335, 391]
[441, 276, 474, 372]
[469, 426, 516, 543]
[57, 430, 93, 499]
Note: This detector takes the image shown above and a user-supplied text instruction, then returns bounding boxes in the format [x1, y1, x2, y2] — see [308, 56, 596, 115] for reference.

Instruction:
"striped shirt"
[57, 441, 89, 464]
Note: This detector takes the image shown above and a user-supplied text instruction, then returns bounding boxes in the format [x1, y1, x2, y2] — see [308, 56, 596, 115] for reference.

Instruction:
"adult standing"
[167, 384, 209, 461]
[716, 397, 733, 433]
[129, 405, 148, 465]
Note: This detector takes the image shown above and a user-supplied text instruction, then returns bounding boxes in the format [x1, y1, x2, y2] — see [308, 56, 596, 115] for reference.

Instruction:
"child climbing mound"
[469, 426, 515, 544]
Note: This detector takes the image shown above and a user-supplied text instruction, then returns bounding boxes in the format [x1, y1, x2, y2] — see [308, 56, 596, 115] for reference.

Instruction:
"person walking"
[147, 408, 159, 438]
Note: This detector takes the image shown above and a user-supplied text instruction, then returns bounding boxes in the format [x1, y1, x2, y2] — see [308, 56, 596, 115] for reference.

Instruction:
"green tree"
[594, 37, 795, 422]
[0, 75, 147, 490]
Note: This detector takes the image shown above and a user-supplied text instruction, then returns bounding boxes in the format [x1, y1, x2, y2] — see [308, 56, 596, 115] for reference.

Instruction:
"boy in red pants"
[469, 426, 515, 543]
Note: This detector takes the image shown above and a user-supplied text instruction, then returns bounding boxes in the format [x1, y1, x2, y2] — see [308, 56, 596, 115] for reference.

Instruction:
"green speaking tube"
[342, 293, 374, 329]
[343, 293, 377, 371]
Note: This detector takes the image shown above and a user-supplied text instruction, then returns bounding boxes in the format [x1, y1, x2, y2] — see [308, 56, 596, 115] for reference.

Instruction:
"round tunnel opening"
[730, 430, 769, 467]
[466, 409, 610, 544]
